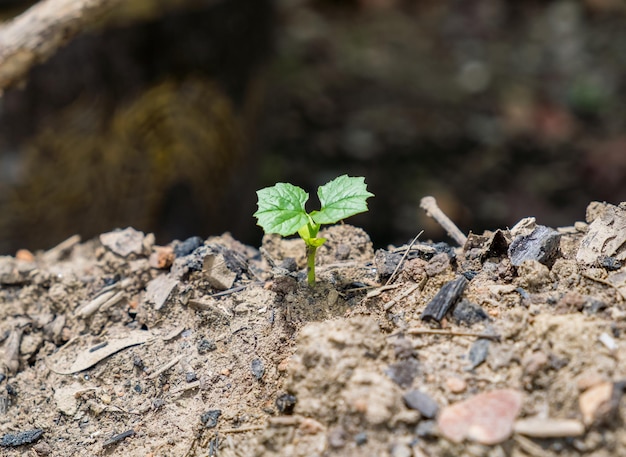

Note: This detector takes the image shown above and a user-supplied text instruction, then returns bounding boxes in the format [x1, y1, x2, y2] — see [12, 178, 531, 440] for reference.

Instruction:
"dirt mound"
[1, 204, 625, 456]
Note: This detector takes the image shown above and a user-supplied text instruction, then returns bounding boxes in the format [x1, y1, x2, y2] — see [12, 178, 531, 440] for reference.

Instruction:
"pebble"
[99, 227, 146, 257]
[467, 338, 490, 370]
[514, 417, 585, 437]
[402, 390, 439, 418]
[437, 389, 523, 445]
[451, 300, 489, 326]
[446, 376, 467, 394]
[354, 431, 368, 445]
[579, 381, 613, 426]
[385, 358, 420, 388]
[251, 358, 265, 380]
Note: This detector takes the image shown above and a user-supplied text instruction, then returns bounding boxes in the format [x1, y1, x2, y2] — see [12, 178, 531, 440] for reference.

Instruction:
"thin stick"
[219, 425, 265, 434]
[384, 282, 422, 311]
[147, 355, 183, 379]
[407, 327, 500, 341]
[385, 231, 423, 286]
[420, 196, 467, 246]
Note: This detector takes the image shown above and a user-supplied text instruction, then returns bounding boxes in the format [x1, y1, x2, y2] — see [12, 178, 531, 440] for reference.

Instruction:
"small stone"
[33, 441, 52, 455]
[579, 381, 614, 426]
[203, 254, 236, 290]
[149, 246, 175, 269]
[452, 300, 489, 326]
[15, 249, 34, 262]
[385, 358, 419, 388]
[197, 338, 217, 353]
[276, 394, 297, 414]
[598, 255, 622, 271]
[186, 372, 198, 383]
[403, 390, 439, 418]
[468, 338, 490, 369]
[514, 417, 585, 438]
[437, 389, 523, 445]
[54, 386, 79, 416]
[100, 227, 146, 257]
[446, 376, 467, 394]
[415, 420, 437, 438]
[200, 409, 222, 428]
[251, 358, 265, 380]
[354, 432, 368, 445]
[425, 252, 451, 277]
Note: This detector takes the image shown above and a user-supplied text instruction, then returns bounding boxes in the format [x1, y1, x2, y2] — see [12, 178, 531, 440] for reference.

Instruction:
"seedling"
[254, 175, 374, 285]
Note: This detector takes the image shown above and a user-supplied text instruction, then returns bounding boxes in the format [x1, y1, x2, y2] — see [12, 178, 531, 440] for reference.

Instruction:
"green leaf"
[254, 183, 309, 236]
[312, 175, 374, 225]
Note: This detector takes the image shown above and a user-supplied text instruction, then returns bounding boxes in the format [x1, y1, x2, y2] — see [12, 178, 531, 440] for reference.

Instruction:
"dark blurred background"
[1, 0, 626, 254]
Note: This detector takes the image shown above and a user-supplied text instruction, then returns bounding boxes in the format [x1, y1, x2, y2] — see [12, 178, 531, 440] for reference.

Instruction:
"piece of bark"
[421, 275, 468, 324]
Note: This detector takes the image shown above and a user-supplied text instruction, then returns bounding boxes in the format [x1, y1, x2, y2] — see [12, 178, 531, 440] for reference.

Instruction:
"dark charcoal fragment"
[598, 255, 622, 271]
[421, 275, 468, 324]
[102, 430, 135, 447]
[403, 390, 439, 418]
[1, 429, 44, 447]
[384, 358, 419, 388]
[508, 225, 561, 267]
[461, 270, 478, 281]
[174, 236, 204, 257]
[468, 338, 490, 369]
[200, 409, 222, 428]
[275, 393, 297, 414]
[197, 338, 217, 353]
[251, 358, 265, 380]
[452, 300, 489, 326]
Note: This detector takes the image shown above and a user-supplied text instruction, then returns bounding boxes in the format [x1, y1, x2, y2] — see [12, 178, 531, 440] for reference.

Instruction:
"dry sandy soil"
[1, 202, 626, 457]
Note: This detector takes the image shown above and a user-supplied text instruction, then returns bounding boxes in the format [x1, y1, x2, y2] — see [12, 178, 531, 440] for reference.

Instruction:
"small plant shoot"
[254, 175, 374, 285]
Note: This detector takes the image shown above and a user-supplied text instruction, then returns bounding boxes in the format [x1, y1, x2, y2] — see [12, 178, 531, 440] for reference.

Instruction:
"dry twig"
[0, 0, 122, 90]
[420, 196, 467, 246]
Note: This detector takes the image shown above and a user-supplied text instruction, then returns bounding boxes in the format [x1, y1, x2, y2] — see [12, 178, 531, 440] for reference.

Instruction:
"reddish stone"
[437, 389, 523, 445]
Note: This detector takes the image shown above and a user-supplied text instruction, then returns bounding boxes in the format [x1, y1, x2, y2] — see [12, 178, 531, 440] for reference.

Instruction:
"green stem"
[306, 244, 317, 286]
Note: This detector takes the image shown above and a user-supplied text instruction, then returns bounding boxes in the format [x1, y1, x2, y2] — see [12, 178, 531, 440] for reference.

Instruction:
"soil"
[1, 204, 626, 457]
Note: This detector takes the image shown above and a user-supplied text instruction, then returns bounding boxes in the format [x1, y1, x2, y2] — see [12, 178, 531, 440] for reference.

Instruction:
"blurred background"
[1, 0, 626, 254]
